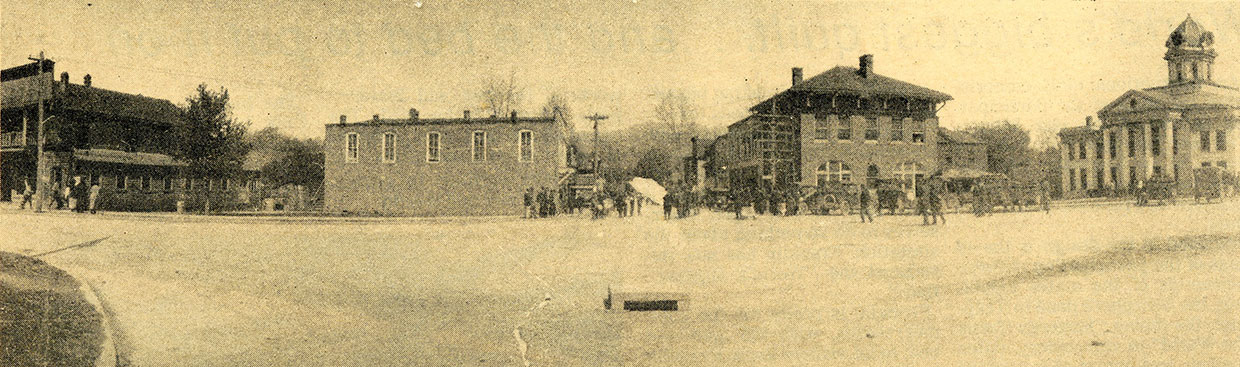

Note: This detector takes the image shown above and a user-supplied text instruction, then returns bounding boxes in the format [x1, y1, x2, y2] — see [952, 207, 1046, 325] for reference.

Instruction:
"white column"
[1162, 120, 1174, 180]
[1117, 125, 1129, 189]
[1060, 143, 1071, 194]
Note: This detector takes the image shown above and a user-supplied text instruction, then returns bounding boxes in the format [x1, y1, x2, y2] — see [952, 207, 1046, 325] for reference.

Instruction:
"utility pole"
[28, 52, 49, 212]
[584, 113, 608, 172]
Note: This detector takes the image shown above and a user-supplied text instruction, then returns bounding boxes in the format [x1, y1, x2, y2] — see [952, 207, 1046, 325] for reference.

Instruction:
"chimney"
[83, 74, 92, 87]
[792, 67, 803, 86]
[61, 72, 69, 86]
[339, 115, 347, 125]
[859, 54, 874, 78]
[510, 110, 518, 121]
[691, 136, 700, 157]
[372, 114, 380, 122]
[1085, 116, 1095, 128]
[409, 108, 419, 121]
[463, 110, 471, 120]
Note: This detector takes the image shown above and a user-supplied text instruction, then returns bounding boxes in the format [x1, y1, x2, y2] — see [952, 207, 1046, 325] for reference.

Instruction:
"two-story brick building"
[1058, 15, 1240, 198]
[710, 55, 982, 193]
[323, 109, 575, 216]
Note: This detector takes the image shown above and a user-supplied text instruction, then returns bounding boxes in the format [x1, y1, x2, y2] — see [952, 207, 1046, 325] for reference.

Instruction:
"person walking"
[19, 178, 34, 210]
[858, 184, 874, 223]
[89, 182, 101, 214]
[928, 182, 946, 225]
[70, 176, 86, 213]
[663, 190, 675, 220]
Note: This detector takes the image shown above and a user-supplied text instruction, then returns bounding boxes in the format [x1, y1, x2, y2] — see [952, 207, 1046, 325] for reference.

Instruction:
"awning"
[74, 148, 185, 167]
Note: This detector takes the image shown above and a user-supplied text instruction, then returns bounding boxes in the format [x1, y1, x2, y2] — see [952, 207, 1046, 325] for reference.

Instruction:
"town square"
[3, 1, 1240, 366]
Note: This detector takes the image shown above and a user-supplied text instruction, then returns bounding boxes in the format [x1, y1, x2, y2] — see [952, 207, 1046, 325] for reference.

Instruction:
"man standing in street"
[858, 184, 874, 223]
[71, 176, 87, 213]
[89, 181, 101, 214]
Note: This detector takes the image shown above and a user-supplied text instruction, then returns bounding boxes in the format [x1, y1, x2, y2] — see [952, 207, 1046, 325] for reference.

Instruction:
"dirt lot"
[2, 201, 1238, 366]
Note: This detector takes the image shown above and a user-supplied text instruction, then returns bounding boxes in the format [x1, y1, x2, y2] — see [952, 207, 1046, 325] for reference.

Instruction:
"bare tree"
[541, 93, 573, 121]
[654, 90, 699, 143]
[479, 71, 524, 117]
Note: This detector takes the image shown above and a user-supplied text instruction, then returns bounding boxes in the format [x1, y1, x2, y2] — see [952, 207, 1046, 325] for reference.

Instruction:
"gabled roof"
[936, 128, 982, 144]
[1098, 81, 1240, 116]
[751, 66, 952, 112]
[59, 84, 182, 124]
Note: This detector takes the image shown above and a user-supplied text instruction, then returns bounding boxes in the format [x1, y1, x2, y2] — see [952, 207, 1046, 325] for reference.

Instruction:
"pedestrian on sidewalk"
[19, 178, 33, 210]
[89, 182, 100, 214]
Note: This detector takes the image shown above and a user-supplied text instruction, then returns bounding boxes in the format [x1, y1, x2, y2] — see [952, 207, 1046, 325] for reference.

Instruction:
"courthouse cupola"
[1165, 14, 1216, 84]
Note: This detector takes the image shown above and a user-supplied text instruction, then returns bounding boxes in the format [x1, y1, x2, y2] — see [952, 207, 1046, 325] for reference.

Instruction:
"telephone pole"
[28, 52, 49, 212]
[584, 113, 608, 172]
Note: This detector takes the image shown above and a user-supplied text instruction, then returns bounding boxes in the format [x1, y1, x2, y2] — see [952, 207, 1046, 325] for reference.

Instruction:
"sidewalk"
[0, 203, 522, 225]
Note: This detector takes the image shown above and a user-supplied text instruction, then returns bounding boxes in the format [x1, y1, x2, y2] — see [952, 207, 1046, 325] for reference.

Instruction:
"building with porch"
[1058, 15, 1240, 198]
[1, 60, 257, 211]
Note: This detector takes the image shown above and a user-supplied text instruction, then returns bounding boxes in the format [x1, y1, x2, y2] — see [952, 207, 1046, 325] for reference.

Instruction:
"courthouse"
[1059, 15, 1240, 197]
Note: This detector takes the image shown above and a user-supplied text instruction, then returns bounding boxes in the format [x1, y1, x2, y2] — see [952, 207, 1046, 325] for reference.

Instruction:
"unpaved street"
[3, 201, 1239, 366]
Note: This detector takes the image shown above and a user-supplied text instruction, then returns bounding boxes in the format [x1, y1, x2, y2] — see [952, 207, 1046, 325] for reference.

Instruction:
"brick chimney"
[372, 114, 380, 122]
[83, 74, 92, 87]
[409, 108, 419, 121]
[792, 67, 803, 86]
[1085, 116, 1095, 128]
[859, 54, 874, 78]
[339, 115, 347, 125]
[61, 72, 69, 86]
[463, 110, 471, 120]
[510, 110, 518, 121]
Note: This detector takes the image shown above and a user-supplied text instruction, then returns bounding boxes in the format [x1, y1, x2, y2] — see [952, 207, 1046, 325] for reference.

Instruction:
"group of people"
[969, 182, 1052, 217]
[661, 187, 699, 220]
[725, 187, 804, 219]
[16, 176, 101, 214]
[523, 186, 562, 219]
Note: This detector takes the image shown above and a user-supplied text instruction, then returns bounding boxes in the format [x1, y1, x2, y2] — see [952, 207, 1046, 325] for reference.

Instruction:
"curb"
[76, 280, 120, 367]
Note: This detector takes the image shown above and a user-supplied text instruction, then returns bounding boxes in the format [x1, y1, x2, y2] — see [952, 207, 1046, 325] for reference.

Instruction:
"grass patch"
[1, 251, 103, 367]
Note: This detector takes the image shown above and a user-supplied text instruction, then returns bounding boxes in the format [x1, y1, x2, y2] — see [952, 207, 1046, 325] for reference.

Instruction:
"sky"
[5, 0, 1240, 145]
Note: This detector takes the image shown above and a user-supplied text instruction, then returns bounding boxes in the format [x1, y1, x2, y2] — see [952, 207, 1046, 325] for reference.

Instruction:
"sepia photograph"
[2, 1, 1239, 366]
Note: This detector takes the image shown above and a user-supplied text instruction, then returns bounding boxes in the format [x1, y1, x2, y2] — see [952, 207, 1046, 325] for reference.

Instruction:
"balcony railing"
[1, 131, 25, 148]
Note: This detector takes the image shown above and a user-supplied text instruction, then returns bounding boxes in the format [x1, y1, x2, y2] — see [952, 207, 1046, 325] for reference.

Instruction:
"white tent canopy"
[628, 177, 667, 205]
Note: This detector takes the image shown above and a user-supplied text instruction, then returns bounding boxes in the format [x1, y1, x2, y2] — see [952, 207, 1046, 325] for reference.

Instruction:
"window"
[208, 179, 215, 191]
[222, 178, 230, 191]
[163, 177, 173, 191]
[1219, 161, 1228, 169]
[895, 162, 923, 188]
[1217, 130, 1227, 151]
[1069, 169, 1077, 190]
[1172, 124, 1179, 155]
[814, 117, 830, 139]
[1202, 162, 1212, 168]
[837, 116, 852, 140]
[1192, 63, 1199, 80]
[1110, 167, 1118, 185]
[910, 120, 925, 143]
[184, 178, 192, 190]
[1096, 168, 1105, 188]
[141, 176, 151, 191]
[519, 130, 534, 162]
[1129, 166, 1137, 186]
[1080, 169, 1088, 190]
[1201, 131, 1211, 152]
[89, 175, 100, 186]
[864, 117, 879, 141]
[472, 131, 487, 161]
[116, 175, 127, 190]
[890, 118, 904, 141]
[382, 132, 396, 163]
[1068, 143, 1076, 160]
[426, 132, 441, 162]
[345, 132, 359, 163]
[826, 161, 852, 182]
[1095, 141, 1104, 159]
[1127, 128, 1137, 157]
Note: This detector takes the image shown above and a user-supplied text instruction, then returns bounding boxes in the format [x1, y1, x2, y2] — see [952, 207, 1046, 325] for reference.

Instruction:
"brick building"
[323, 110, 576, 216]
[1, 61, 256, 211]
[1058, 16, 1240, 198]
[709, 55, 982, 193]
